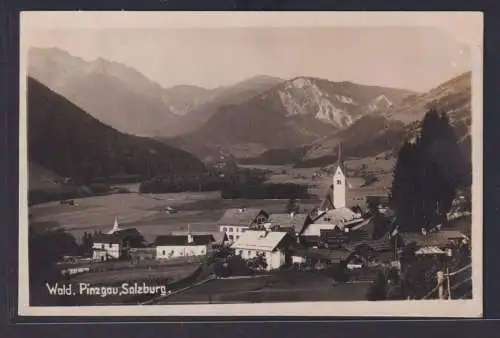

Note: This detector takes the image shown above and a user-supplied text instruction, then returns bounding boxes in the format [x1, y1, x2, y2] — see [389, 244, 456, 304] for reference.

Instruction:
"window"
[337, 180, 342, 185]
[229, 227, 234, 232]
[238, 250, 243, 255]
[236, 236, 239, 240]
[235, 228, 239, 232]
[248, 251, 252, 255]
[222, 227, 227, 232]
[229, 235, 234, 241]
[241, 228, 246, 233]
[162, 250, 166, 255]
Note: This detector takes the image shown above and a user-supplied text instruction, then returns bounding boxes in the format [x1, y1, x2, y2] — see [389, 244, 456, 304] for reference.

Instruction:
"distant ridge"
[169, 76, 414, 160]
[28, 76, 205, 183]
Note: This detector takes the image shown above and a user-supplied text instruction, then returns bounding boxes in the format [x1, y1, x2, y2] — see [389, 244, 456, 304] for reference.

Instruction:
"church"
[300, 144, 366, 247]
[92, 217, 144, 261]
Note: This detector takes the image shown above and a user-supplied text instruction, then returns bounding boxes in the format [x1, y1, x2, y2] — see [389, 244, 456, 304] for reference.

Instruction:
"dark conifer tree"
[391, 107, 466, 232]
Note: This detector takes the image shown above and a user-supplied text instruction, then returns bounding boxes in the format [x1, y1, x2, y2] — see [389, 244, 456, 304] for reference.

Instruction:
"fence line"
[420, 264, 471, 300]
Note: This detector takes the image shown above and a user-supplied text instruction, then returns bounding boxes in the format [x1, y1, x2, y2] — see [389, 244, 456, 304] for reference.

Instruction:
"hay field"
[29, 190, 320, 242]
[29, 191, 222, 241]
[30, 159, 393, 242]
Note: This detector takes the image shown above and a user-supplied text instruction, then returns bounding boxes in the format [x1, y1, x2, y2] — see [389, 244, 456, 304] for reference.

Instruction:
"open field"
[29, 190, 320, 242]
[30, 161, 391, 242]
[157, 271, 370, 304]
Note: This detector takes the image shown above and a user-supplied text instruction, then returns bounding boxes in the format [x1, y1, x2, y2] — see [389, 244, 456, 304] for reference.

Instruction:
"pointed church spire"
[113, 216, 119, 231]
[107, 216, 122, 234]
[338, 142, 342, 165]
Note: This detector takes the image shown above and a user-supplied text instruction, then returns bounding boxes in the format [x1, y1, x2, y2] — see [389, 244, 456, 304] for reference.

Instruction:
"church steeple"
[333, 143, 346, 209]
[107, 216, 122, 234]
[113, 216, 119, 231]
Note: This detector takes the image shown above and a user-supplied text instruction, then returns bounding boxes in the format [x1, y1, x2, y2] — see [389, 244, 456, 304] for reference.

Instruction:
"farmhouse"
[398, 229, 467, 249]
[292, 248, 353, 267]
[267, 212, 314, 236]
[301, 208, 365, 247]
[231, 230, 294, 271]
[169, 231, 228, 247]
[154, 233, 215, 260]
[218, 208, 269, 242]
[92, 231, 144, 262]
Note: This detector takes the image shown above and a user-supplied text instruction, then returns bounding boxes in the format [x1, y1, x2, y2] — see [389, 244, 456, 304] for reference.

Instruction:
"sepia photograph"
[18, 11, 483, 317]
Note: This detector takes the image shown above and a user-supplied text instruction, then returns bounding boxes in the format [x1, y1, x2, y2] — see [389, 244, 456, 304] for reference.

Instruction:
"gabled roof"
[319, 185, 335, 211]
[415, 246, 446, 255]
[310, 207, 363, 228]
[170, 231, 228, 244]
[293, 248, 352, 263]
[231, 230, 289, 252]
[343, 237, 394, 253]
[92, 228, 142, 244]
[154, 234, 214, 246]
[218, 208, 268, 226]
[268, 213, 310, 233]
[399, 230, 466, 248]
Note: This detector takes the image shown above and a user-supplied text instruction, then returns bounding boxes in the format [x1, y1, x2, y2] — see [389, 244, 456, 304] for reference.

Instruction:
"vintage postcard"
[18, 11, 483, 317]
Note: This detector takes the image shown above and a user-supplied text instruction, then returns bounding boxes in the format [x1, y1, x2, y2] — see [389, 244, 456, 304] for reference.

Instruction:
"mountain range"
[28, 77, 205, 187]
[28, 47, 283, 137]
[290, 71, 472, 167]
[28, 47, 472, 172]
[168, 77, 413, 160]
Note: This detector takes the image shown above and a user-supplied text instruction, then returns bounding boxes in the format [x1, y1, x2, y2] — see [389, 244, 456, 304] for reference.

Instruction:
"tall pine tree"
[391, 107, 467, 232]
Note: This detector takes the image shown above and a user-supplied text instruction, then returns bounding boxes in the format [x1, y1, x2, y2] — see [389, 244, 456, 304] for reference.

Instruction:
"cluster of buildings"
[90, 153, 470, 274]
[217, 156, 469, 271]
[91, 217, 226, 263]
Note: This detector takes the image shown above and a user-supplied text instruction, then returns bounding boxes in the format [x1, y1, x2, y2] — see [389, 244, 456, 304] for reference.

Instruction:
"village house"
[92, 218, 144, 262]
[231, 230, 295, 271]
[266, 212, 314, 237]
[154, 232, 215, 260]
[397, 229, 468, 259]
[218, 208, 269, 242]
[301, 208, 366, 247]
[169, 230, 228, 248]
[291, 247, 353, 269]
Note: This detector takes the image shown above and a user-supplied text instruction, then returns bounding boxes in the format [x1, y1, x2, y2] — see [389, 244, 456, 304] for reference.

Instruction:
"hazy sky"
[29, 26, 470, 92]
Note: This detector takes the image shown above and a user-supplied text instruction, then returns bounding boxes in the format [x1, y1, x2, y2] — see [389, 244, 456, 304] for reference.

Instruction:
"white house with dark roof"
[231, 230, 294, 271]
[301, 208, 364, 239]
[154, 233, 215, 260]
[92, 217, 144, 262]
[218, 208, 269, 242]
